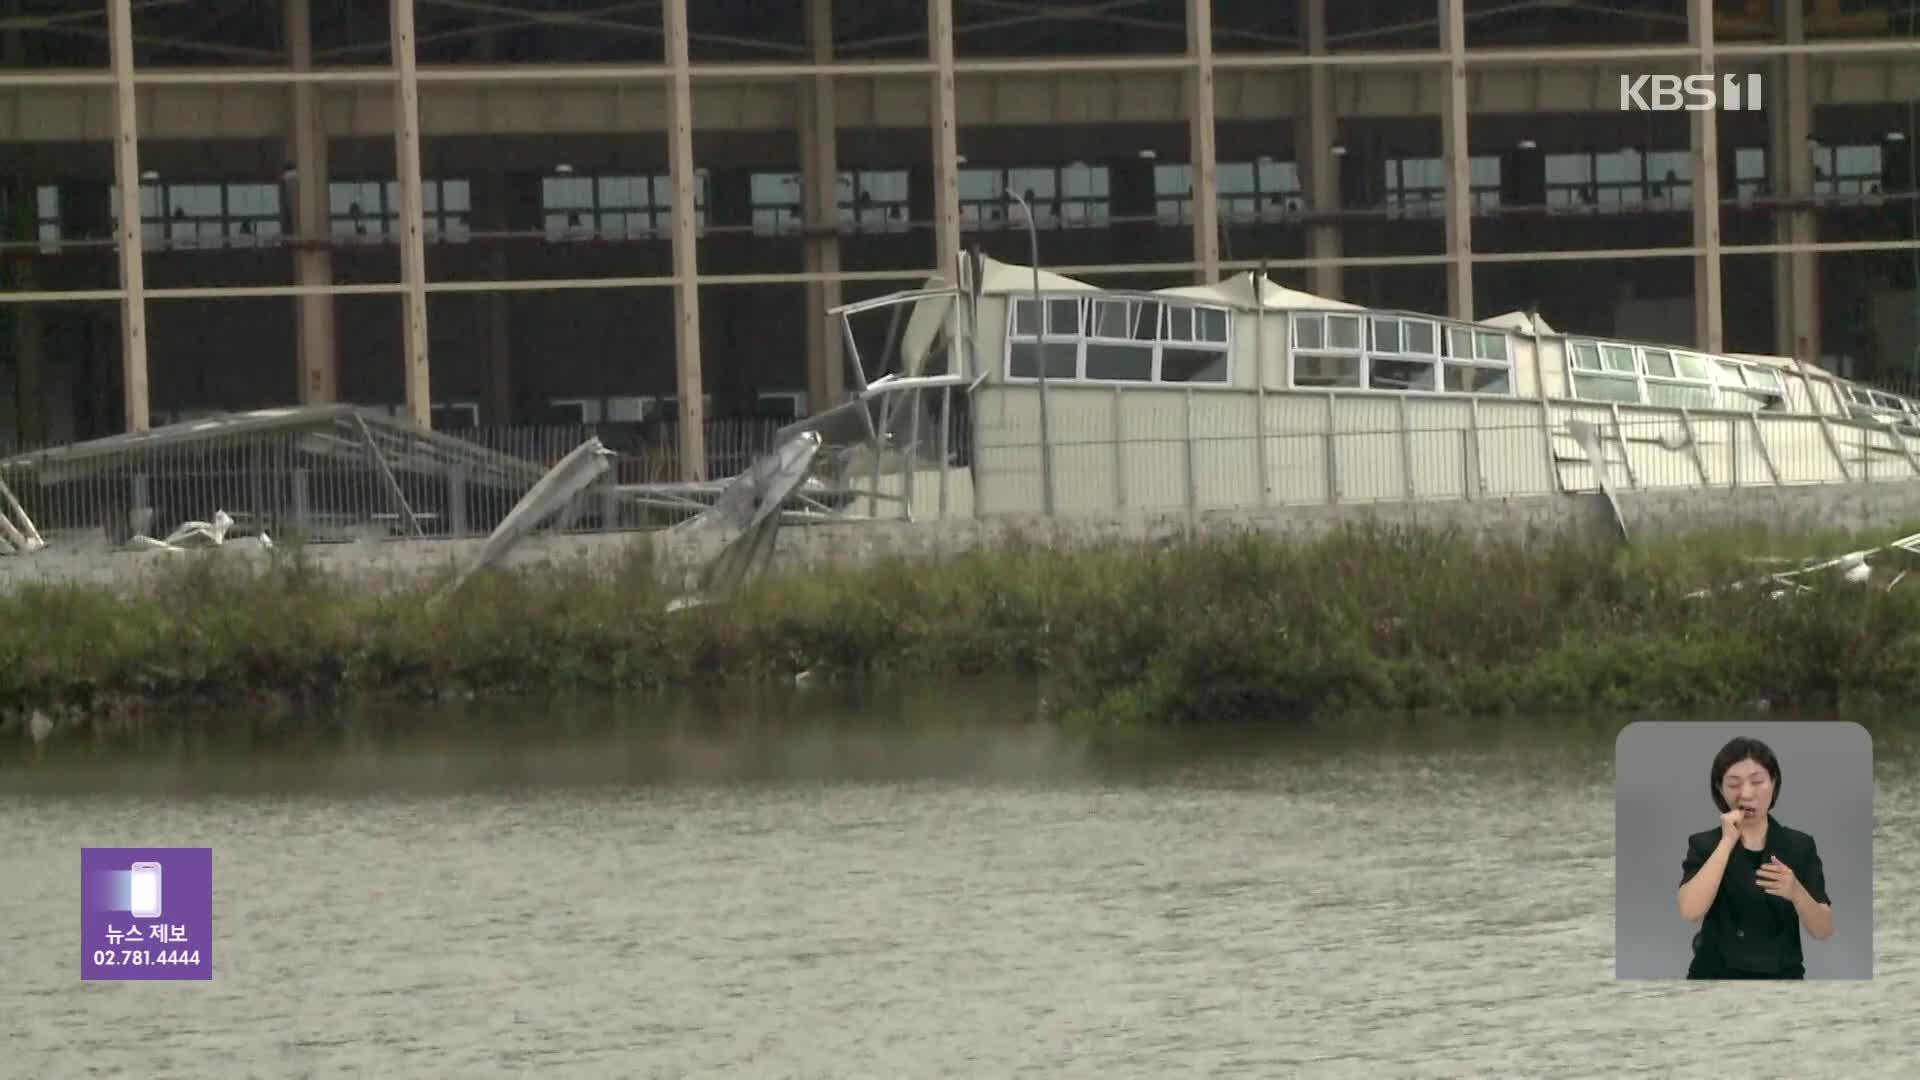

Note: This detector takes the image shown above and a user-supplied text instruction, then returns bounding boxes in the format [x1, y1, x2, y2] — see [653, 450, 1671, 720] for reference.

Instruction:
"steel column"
[665, 0, 707, 479]
[1301, 0, 1340, 299]
[1688, 0, 1724, 353]
[1440, 0, 1473, 320]
[1772, 0, 1819, 365]
[390, 0, 431, 426]
[287, 0, 337, 404]
[801, 0, 844, 413]
[5, 10, 44, 445]
[929, 0, 962, 275]
[108, 0, 149, 432]
[1187, 0, 1219, 284]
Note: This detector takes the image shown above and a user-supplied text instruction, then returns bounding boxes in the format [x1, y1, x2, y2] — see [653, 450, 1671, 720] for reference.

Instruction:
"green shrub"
[6, 520, 1920, 726]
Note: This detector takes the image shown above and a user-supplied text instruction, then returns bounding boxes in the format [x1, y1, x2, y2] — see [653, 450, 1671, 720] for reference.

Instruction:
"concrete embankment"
[4, 481, 1920, 594]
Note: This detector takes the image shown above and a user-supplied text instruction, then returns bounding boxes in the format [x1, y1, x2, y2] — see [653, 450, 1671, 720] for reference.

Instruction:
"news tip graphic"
[81, 847, 213, 981]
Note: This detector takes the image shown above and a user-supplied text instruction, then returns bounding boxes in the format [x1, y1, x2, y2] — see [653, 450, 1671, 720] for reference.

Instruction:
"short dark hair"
[1710, 736, 1782, 812]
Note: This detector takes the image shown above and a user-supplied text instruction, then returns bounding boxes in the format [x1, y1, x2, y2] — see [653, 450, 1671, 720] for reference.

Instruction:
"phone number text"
[90, 949, 201, 967]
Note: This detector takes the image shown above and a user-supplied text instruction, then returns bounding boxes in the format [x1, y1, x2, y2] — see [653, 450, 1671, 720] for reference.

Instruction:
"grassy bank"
[6, 521, 1920, 727]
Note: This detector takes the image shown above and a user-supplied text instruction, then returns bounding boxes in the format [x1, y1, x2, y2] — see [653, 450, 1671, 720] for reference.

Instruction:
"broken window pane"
[1008, 340, 1078, 379]
[1085, 343, 1154, 381]
[1161, 347, 1228, 383]
[1369, 357, 1437, 391]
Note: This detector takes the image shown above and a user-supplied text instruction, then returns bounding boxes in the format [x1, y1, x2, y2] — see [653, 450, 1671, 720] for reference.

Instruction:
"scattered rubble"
[0, 474, 45, 556]
[1685, 530, 1920, 600]
[435, 437, 617, 603]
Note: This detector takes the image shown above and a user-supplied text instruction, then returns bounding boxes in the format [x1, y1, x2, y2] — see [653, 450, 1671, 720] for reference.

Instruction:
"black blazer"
[1680, 814, 1831, 978]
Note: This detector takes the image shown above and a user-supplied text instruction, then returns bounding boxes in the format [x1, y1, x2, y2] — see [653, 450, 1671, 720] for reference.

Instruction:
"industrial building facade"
[1, 0, 1917, 478]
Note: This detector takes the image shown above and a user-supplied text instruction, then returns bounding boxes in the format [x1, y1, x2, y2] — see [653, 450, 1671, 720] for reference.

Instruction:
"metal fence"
[936, 386, 1920, 520]
[1, 391, 1914, 546]
[0, 417, 796, 543]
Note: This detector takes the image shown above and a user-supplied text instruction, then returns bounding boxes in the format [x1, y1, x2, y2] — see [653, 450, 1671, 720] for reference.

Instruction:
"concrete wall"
[8, 478, 1920, 597]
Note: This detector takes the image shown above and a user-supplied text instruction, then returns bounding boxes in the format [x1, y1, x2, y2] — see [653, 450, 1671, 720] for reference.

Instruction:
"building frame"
[1, 0, 1918, 479]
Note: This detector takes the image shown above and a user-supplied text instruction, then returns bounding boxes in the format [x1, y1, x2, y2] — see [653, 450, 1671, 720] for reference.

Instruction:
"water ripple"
[2, 743, 1915, 1078]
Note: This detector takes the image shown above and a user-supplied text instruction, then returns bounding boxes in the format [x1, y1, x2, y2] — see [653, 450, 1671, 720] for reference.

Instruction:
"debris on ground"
[1685, 530, 1920, 599]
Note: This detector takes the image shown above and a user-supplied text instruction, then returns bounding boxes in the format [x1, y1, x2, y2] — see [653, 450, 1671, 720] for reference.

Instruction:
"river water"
[3, 695, 1917, 1078]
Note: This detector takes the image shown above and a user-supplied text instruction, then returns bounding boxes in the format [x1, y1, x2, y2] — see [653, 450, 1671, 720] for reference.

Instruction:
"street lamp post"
[1005, 187, 1057, 517]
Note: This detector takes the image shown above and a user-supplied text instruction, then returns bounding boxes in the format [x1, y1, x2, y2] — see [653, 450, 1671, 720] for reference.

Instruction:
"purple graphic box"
[80, 847, 213, 981]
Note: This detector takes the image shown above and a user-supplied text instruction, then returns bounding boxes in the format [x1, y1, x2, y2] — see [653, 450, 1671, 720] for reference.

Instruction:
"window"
[1154, 160, 1303, 225]
[373, 401, 480, 429]
[1598, 151, 1645, 208]
[1470, 156, 1502, 212]
[1005, 294, 1229, 384]
[547, 399, 591, 424]
[1814, 144, 1881, 198]
[1733, 363, 1785, 405]
[1057, 163, 1109, 227]
[1289, 314, 1509, 395]
[1160, 303, 1231, 383]
[539, 172, 706, 241]
[958, 167, 1014, 229]
[1220, 159, 1302, 221]
[1442, 325, 1512, 394]
[1567, 340, 1640, 402]
[749, 172, 802, 235]
[1382, 157, 1444, 217]
[1644, 151, 1690, 207]
[756, 391, 810, 421]
[843, 170, 909, 232]
[1644, 348, 1715, 408]
[1007, 294, 1086, 380]
[328, 179, 470, 242]
[549, 396, 649, 423]
[1840, 383, 1912, 424]
[1545, 153, 1594, 209]
[2, 184, 62, 253]
[224, 183, 283, 244]
[1734, 147, 1767, 199]
[330, 180, 390, 240]
[421, 181, 472, 241]
[108, 180, 295, 248]
[1290, 312, 1364, 388]
[433, 402, 479, 430]
[637, 394, 716, 422]
[960, 164, 1110, 230]
[1567, 339, 1722, 407]
[547, 395, 716, 423]
[1368, 316, 1440, 391]
[1083, 297, 1159, 381]
[165, 184, 224, 246]
[36, 184, 60, 252]
[107, 182, 167, 246]
[1566, 340, 1813, 411]
[604, 397, 650, 422]
[1391, 157, 1503, 213]
[749, 170, 911, 236]
[1546, 150, 1690, 211]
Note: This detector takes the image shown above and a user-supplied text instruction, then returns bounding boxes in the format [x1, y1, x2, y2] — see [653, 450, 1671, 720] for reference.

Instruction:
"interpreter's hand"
[1720, 809, 1744, 845]
[1757, 856, 1802, 902]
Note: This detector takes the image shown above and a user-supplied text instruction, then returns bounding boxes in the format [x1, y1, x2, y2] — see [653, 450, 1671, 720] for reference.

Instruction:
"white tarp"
[1476, 310, 1555, 335]
[1151, 270, 1365, 312]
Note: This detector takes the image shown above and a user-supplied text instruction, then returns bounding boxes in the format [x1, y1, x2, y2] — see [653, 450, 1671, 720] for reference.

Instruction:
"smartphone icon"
[129, 862, 163, 920]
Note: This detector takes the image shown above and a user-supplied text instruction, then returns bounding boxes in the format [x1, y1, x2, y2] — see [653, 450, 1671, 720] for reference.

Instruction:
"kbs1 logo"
[1618, 73, 1763, 112]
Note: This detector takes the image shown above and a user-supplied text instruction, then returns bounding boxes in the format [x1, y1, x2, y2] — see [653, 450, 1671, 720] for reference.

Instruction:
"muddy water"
[3, 698, 1916, 1078]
